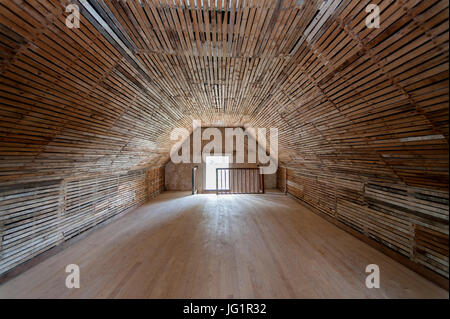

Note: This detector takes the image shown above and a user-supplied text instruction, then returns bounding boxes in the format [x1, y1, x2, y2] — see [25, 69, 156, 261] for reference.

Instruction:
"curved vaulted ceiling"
[0, 0, 448, 189]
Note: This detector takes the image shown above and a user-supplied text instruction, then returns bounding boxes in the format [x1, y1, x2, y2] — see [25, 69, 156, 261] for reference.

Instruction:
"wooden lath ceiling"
[0, 0, 448, 189]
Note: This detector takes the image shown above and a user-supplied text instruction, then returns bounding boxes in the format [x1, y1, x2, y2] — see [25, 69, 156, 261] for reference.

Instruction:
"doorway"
[204, 155, 230, 190]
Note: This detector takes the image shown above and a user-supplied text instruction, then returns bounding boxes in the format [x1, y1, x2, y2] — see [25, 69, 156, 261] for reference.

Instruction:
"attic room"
[0, 0, 448, 302]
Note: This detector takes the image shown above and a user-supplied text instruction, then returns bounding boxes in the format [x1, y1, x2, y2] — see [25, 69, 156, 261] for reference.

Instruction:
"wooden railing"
[192, 166, 199, 195]
[216, 168, 264, 194]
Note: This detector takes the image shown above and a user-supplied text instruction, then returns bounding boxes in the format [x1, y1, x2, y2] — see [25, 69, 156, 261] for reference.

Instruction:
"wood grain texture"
[279, 165, 449, 281]
[0, 191, 447, 298]
[0, 166, 164, 275]
[0, 0, 448, 288]
[0, 0, 447, 186]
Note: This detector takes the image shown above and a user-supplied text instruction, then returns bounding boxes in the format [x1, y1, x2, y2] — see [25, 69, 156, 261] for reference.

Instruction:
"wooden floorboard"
[0, 191, 447, 298]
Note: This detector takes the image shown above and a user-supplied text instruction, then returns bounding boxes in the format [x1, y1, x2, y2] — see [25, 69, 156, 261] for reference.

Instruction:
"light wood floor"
[0, 191, 447, 298]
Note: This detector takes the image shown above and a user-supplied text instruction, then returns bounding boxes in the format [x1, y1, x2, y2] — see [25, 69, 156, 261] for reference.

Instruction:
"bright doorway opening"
[205, 155, 230, 190]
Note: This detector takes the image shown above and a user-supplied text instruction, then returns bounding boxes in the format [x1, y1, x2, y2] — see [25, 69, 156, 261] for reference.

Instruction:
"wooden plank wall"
[277, 166, 287, 193]
[0, 0, 448, 285]
[0, 166, 164, 275]
[278, 166, 449, 280]
[0, 0, 447, 185]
